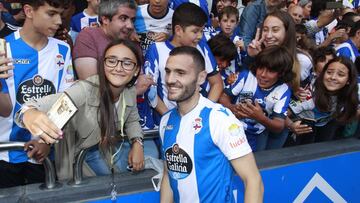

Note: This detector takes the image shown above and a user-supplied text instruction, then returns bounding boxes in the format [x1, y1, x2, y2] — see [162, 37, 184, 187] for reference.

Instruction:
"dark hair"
[263, 10, 300, 91]
[172, 3, 208, 34]
[207, 33, 237, 61]
[169, 46, 205, 72]
[335, 19, 355, 31]
[98, 0, 137, 24]
[22, 0, 72, 9]
[349, 20, 360, 37]
[342, 12, 359, 23]
[314, 56, 359, 123]
[252, 45, 295, 84]
[312, 46, 336, 67]
[98, 39, 142, 147]
[295, 23, 307, 35]
[218, 6, 239, 22]
[310, 0, 326, 18]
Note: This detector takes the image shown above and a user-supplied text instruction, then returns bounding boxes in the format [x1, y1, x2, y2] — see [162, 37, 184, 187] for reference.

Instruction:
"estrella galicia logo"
[165, 143, 193, 180]
[16, 75, 56, 105]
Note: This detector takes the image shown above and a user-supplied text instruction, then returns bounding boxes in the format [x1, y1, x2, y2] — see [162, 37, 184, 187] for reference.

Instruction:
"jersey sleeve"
[224, 69, 249, 98]
[199, 41, 218, 77]
[272, 86, 292, 118]
[210, 107, 252, 160]
[58, 43, 75, 92]
[336, 46, 352, 59]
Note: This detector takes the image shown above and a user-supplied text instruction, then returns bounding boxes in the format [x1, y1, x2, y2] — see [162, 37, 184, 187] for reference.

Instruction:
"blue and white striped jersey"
[225, 69, 291, 135]
[160, 95, 252, 203]
[70, 11, 99, 42]
[134, 4, 174, 53]
[144, 39, 218, 110]
[0, 30, 74, 163]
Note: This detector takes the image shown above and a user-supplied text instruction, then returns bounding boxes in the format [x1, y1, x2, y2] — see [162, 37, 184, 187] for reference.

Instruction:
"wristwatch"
[130, 137, 144, 147]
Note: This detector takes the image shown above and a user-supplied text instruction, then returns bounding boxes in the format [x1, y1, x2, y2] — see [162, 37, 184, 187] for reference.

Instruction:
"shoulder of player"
[48, 37, 71, 49]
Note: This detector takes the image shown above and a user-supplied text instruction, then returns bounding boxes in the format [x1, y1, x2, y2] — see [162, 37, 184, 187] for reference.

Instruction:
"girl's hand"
[23, 108, 63, 144]
[247, 28, 264, 57]
[295, 87, 311, 101]
[128, 142, 144, 171]
[289, 120, 313, 135]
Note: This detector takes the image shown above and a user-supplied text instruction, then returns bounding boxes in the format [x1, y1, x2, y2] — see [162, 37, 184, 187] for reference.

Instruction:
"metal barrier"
[0, 142, 61, 190]
[0, 137, 359, 202]
[67, 129, 159, 186]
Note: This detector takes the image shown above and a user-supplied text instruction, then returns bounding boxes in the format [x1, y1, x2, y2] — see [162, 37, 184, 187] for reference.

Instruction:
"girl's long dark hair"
[97, 39, 142, 148]
[314, 56, 359, 123]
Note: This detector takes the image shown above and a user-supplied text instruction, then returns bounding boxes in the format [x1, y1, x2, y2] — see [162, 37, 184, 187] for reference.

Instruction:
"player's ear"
[197, 70, 207, 85]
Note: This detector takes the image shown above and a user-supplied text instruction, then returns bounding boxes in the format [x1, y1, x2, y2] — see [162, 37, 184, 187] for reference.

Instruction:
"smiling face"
[175, 25, 204, 47]
[102, 5, 136, 40]
[323, 61, 349, 92]
[104, 44, 139, 90]
[262, 16, 286, 47]
[255, 67, 280, 89]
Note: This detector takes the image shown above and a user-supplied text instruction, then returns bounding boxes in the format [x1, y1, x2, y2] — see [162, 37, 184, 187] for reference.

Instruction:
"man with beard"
[159, 46, 263, 203]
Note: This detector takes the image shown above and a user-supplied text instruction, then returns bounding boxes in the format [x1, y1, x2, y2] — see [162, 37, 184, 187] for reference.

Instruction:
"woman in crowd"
[15, 39, 158, 180]
[287, 56, 359, 143]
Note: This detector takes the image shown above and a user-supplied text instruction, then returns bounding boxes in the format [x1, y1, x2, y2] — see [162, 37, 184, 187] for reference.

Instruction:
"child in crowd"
[207, 33, 240, 88]
[206, 6, 245, 69]
[287, 46, 336, 144]
[220, 46, 293, 151]
[288, 56, 359, 143]
[70, 0, 100, 42]
[134, 0, 173, 54]
[144, 3, 223, 122]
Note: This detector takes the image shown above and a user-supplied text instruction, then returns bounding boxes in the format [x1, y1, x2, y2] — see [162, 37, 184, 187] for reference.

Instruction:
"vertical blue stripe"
[134, 7, 147, 33]
[194, 107, 234, 202]
[57, 44, 69, 90]
[8, 34, 39, 163]
[163, 110, 181, 203]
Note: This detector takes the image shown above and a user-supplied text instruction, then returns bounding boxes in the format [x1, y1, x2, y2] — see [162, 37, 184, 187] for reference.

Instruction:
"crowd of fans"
[0, 0, 359, 189]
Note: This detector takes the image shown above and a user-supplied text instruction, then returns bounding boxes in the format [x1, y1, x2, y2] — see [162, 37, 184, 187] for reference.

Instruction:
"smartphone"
[301, 118, 316, 128]
[239, 92, 253, 103]
[326, 1, 343, 9]
[0, 38, 7, 74]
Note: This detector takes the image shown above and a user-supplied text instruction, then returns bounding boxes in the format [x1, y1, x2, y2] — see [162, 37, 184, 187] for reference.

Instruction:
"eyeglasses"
[104, 57, 137, 71]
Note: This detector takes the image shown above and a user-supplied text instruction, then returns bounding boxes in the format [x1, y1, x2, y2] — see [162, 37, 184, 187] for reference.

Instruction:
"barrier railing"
[0, 142, 61, 190]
